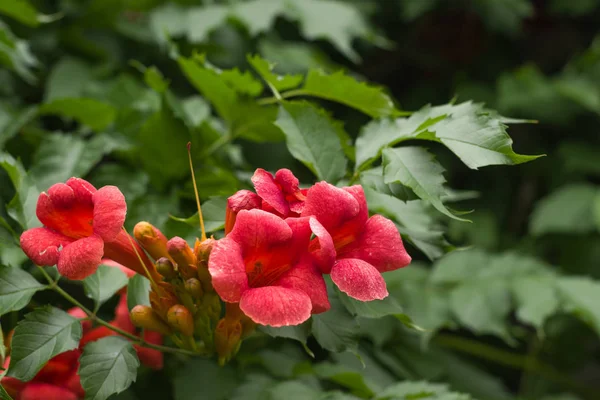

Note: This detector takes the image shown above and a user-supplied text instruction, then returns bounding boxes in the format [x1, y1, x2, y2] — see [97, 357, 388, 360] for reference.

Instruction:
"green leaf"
[79, 336, 140, 400]
[314, 363, 376, 398]
[170, 196, 227, 233]
[247, 54, 303, 92]
[530, 184, 598, 236]
[338, 290, 404, 319]
[29, 133, 125, 191]
[312, 295, 359, 353]
[7, 306, 82, 381]
[267, 381, 320, 400]
[383, 147, 466, 221]
[450, 279, 512, 340]
[275, 101, 347, 182]
[0, 104, 37, 149]
[0, 0, 39, 27]
[259, 323, 313, 356]
[39, 98, 117, 131]
[137, 101, 190, 187]
[89, 164, 149, 203]
[0, 265, 44, 316]
[302, 69, 396, 117]
[83, 265, 129, 308]
[126, 274, 151, 311]
[174, 358, 238, 400]
[144, 66, 169, 93]
[355, 101, 540, 172]
[0, 153, 40, 229]
[557, 277, 600, 336]
[0, 21, 38, 84]
[45, 57, 92, 102]
[287, 0, 374, 62]
[377, 380, 474, 400]
[512, 275, 560, 329]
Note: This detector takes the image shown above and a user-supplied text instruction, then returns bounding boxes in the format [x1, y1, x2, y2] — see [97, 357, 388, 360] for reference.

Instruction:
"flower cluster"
[209, 168, 412, 328]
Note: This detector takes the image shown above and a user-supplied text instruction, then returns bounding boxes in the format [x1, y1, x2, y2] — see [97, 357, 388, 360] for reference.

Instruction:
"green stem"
[37, 267, 199, 357]
[434, 334, 599, 399]
[256, 89, 311, 105]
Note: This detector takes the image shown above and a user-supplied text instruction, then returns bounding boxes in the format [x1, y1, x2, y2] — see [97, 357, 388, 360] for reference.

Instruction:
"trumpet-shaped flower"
[209, 209, 330, 327]
[19, 178, 158, 281]
[302, 182, 412, 301]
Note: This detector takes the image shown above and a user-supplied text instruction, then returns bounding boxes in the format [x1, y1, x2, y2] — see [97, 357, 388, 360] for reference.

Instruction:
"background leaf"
[0, 265, 44, 316]
[126, 274, 150, 311]
[79, 336, 140, 400]
[83, 265, 129, 308]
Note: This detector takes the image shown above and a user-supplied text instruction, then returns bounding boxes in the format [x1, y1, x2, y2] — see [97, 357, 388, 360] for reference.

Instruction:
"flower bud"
[167, 305, 194, 336]
[194, 238, 215, 264]
[156, 257, 176, 279]
[167, 237, 198, 279]
[214, 317, 242, 366]
[130, 305, 172, 336]
[185, 278, 203, 299]
[225, 190, 261, 234]
[134, 222, 170, 261]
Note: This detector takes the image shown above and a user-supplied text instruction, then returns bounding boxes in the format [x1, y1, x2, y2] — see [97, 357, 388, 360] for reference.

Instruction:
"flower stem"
[37, 267, 199, 357]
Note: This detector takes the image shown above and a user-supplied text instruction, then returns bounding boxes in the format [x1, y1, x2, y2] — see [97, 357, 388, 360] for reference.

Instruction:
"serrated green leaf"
[0, 265, 44, 316]
[7, 307, 82, 381]
[302, 69, 396, 117]
[530, 184, 598, 236]
[377, 380, 474, 400]
[29, 133, 126, 191]
[0, 0, 40, 27]
[512, 275, 560, 329]
[39, 98, 117, 131]
[312, 295, 359, 353]
[144, 66, 169, 93]
[231, 0, 285, 36]
[275, 101, 347, 182]
[79, 336, 139, 400]
[83, 265, 129, 308]
[126, 274, 150, 311]
[170, 196, 227, 233]
[259, 323, 311, 346]
[0, 153, 40, 229]
[247, 54, 303, 92]
[355, 101, 539, 172]
[174, 358, 238, 400]
[383, 147, 466, 221]
[557, 277, 600, 336]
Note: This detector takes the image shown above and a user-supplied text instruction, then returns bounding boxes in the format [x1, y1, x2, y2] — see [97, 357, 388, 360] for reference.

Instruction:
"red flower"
[224, 190, 262, 234]
[209, 209, 330, 327]
[251, 168, 306, 217]
[19, 178, 158, 281]
[302, 182, 411, 301]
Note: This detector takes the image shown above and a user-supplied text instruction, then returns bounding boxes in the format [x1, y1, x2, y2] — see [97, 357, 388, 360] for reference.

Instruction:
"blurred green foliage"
[1, 0, 600, 400]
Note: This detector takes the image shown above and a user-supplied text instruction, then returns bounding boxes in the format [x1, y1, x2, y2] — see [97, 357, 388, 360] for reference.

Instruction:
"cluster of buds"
[131, 222, 254, 363]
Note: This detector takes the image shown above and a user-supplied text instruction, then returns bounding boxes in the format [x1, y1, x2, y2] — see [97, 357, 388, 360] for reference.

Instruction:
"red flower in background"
[302, 182, 412, 301]
[209, 209, 330, 327]
[19, 178, 159, 281]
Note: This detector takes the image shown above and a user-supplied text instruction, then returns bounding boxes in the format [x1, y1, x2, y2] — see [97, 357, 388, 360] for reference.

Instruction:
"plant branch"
[37, 267, 199, 357]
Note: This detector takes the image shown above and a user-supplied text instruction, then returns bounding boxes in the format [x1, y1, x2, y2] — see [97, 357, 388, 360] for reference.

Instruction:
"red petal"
[21, 383, 78, 400]
[277, 256, 330, 314]
[80, 326, 117, 348]
[34, 350, 79, 384]
[252, 168, 289, 216]
[240, 286, 312, 327]
[227, 190, 262, 213]
[338, 215, 411, 272]
[20, 227, 74, 266]
[57, 235, 104, 280]
[208, 237, 249, 303]
[103, 231, 160, 282]
[101, 258, 136, 278]
[229, 209, 292, 252]
[66, 177, 96, 205]
[331, 258, 388, 301]
[135, 331, 163, 370]
[301, 182, 360, 234]
[65, 372, 85, 398]
[36, 190, 94, 239]
[285, 216, 311, 258]
[93, 186, 126, 242]
[68, 307, 92, 333]
[308, 218, 336, 273]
